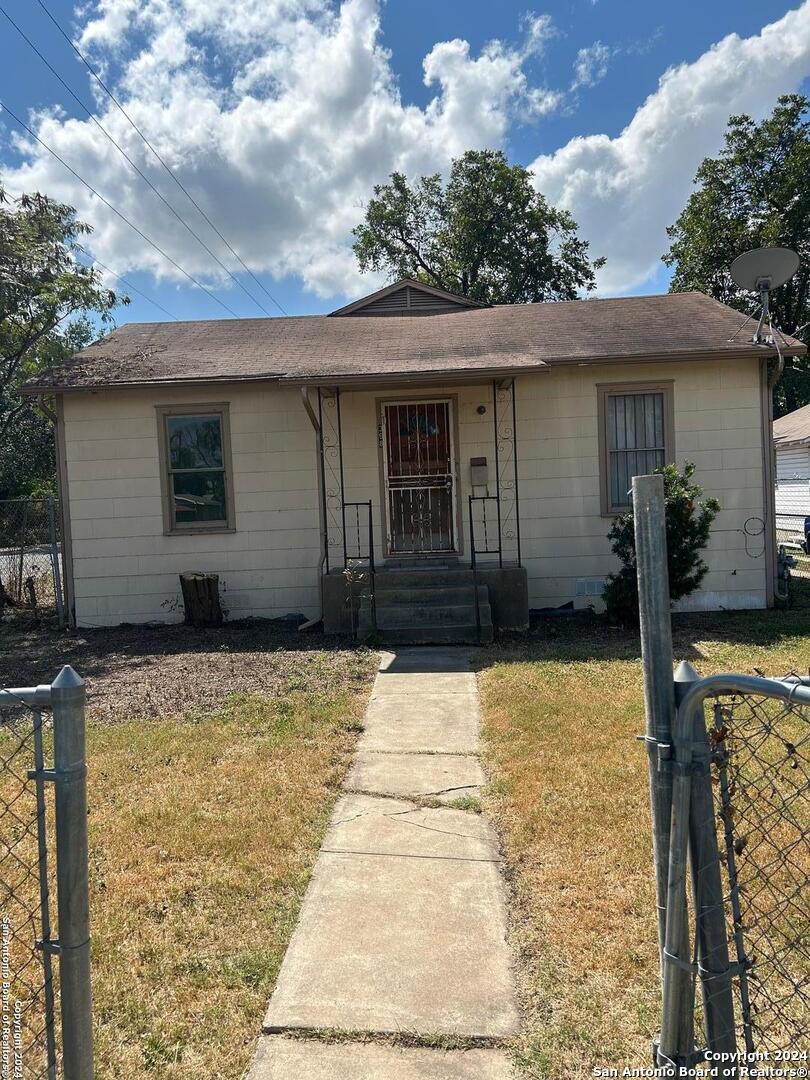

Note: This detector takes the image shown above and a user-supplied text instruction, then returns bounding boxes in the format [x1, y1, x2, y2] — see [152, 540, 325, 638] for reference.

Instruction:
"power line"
[88, 258, 180, 321]
[35, 0, 288, 316]
[1, 181, 176, 320]
[0, 99, 243, 318]
[0, 4, 274, 319]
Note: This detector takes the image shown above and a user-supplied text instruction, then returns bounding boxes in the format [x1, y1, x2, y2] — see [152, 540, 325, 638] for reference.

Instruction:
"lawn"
[0, 619, 377, 1080]
[475, 598, 810, 1079]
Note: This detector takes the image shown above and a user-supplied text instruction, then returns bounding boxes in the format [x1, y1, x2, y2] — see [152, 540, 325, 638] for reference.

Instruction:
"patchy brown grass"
[0, 620, 377, 1079]
[475, 606, 810, 1079]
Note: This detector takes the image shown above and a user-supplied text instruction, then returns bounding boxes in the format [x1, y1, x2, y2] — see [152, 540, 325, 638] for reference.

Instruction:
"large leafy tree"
[353, 149, 604, 305]
[0, 186, 125, 497]
[663, 95, 810, 416]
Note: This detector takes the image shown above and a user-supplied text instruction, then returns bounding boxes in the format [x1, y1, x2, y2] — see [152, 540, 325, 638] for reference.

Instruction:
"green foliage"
[663, 95, 810, 416]
[0, 185, 126, 497]
[602, 463, 720, 625]
[353, 149, 604, 305]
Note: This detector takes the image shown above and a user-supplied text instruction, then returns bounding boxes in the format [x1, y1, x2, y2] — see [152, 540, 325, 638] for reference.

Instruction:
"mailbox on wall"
[470, 456, 489, 488]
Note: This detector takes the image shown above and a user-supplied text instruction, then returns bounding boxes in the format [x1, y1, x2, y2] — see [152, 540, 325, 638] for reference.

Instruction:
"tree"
[352, 150, 604, 305]
[0, 186, 125, 498]
[663, 95, 810, 416]
[602, 462, 720, 625]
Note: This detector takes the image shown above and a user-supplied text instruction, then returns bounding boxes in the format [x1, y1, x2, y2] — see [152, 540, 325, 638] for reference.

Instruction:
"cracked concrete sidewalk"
[248, 648, 519, 1078]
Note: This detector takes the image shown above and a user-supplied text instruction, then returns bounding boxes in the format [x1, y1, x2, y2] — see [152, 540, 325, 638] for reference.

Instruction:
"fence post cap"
[51, 665, 85, 692]
[673, 660, 700, 706]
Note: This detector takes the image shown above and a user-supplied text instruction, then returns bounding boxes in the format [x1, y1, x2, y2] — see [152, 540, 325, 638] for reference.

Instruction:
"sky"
[1, 0, 810, 325]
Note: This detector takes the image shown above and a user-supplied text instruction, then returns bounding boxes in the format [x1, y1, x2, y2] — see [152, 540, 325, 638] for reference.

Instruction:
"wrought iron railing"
[342, 500, 375, 571]
[341, 501, 376, 639]
[468, 494, 502, 568]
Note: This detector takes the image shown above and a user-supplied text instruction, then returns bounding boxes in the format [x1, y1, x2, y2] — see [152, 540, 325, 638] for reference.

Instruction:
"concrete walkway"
[248, 648, 519, 1079]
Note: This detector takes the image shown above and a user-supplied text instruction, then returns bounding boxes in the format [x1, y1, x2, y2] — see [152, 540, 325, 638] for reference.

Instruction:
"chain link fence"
[0, 671, 92, 1080]
[0, 499, 64, 624]
[633, 473, 809, 1071]
[776, 515, 810, 605]
[711, 688, 809, 1055]
[1, 701, 58, 1078]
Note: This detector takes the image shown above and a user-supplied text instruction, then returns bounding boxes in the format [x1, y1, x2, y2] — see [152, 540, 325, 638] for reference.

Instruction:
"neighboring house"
[773, 403, 810, 547]
[23, 279, 805, 638]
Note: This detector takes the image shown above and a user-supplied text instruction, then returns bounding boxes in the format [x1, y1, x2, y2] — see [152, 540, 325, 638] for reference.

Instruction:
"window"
[598, 382, 674, 514]
[157, 405, 235, 532]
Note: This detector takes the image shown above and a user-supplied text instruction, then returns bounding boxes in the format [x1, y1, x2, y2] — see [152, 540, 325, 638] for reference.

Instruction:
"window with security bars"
[599, 384, 674, 513]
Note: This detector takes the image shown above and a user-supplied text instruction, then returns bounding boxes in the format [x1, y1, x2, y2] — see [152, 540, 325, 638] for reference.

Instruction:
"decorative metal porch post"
[317, 387, 346, 572]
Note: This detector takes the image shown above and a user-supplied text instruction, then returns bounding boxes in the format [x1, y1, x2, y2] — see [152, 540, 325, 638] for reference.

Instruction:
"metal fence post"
[47, 498, 65, 629]
[51, 665, 94, 1080]
[676, 662, 738, 1074]
[632, 473, 694, 1061]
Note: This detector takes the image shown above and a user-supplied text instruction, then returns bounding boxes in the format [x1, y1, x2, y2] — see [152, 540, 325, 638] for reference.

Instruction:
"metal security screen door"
[383, 400, 456, 554]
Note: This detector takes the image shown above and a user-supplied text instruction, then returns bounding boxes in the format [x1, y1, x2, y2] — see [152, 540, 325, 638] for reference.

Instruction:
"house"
[24, 279, 805, 640]
[773, 403, 810, 548]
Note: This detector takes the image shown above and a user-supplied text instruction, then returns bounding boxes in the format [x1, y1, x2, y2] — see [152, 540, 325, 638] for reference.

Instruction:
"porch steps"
[357, 566, 493, 645]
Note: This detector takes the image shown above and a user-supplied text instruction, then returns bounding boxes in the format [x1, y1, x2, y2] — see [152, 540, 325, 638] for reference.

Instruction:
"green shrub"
[602, 462, 720, 624]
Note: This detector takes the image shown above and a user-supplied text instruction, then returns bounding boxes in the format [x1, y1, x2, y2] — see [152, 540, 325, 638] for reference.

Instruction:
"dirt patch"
[0, 615, 375, 723]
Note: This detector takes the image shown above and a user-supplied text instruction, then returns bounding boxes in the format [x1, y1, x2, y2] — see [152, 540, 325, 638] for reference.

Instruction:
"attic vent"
[330, 278, 486, 317]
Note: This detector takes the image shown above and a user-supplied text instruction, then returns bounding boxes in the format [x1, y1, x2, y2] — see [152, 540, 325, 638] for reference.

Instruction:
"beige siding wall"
[340, 356, 767, 612]
[63, 355, 768, 626]
[514, 356, 767, 611]
[63, 384, 321, 627]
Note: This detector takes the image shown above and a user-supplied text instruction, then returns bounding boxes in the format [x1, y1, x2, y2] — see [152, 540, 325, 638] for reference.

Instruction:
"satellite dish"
[730, 247, 799, 293]
[729, 246, 800, 343]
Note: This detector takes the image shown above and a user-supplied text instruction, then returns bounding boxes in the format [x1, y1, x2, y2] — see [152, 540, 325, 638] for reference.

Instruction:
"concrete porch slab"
[249, 1037, 517, 1079]
[360, 693, 481, 755]
[346, 751, 484, 803]
[324, 794, 500, 861]
[262, 849, 519, 1038]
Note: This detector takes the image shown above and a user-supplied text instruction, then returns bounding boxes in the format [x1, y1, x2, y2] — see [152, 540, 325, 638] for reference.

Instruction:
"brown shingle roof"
[24, 290, 805, 392]
[773, 403, 810, 447]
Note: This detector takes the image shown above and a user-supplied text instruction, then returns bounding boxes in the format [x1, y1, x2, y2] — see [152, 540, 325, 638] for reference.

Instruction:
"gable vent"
[331, 279, 486, 317]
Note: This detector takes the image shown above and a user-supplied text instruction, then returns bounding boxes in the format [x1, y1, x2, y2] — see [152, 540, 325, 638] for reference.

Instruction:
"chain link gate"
[634, 473, 809, 1074]
[0, 499, 65, 626]
[0, 669, 93, 1079]
[710, 689, 809, 1056]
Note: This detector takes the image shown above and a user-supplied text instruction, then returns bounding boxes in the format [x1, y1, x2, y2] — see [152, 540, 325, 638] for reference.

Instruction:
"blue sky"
[1, 0, 809, 325]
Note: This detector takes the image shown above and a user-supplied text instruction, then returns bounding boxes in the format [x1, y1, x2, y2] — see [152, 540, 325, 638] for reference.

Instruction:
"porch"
[302, 380, 529, 641]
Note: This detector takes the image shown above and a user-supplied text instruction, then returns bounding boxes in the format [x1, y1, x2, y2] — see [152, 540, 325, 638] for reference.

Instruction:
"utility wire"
[35, 0, 288, 316]
[0, 99, 242, 318]
[89, 257, 181, 321]
[0, 5, 273, 319]
[1, 183, 176, 320]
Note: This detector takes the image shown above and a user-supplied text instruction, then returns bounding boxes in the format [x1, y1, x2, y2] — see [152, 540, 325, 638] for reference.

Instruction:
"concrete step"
[373, 568, 476, 588]
[368, 585, 489, 606]
[383, 557, 461, 570]
[369, 623, 494, 645]
[366, 602, 492, 630]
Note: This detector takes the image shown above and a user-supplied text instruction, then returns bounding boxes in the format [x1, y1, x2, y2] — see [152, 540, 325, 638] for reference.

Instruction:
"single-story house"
[773, 402, 810, 547]
[24, 279, 805, 640]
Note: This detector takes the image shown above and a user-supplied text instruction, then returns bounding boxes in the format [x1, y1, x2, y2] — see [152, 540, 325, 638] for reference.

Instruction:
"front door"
[382, 400, 456, 555]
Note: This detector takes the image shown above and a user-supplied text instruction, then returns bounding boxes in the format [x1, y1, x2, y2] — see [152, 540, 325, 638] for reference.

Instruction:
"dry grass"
[475, 605, 810, 1079]
[0, 621, 377, 1080]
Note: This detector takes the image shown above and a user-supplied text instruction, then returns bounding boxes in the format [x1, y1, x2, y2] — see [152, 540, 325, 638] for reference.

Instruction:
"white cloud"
[571, 41, 611, 89]
[7, 0, 810, 305]
[530, 1, 810, 294]
[2, 0, 560, 301]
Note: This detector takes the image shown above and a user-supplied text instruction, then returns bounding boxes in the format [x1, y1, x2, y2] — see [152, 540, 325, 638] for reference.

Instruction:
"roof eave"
[22, 341, 801, 394]
[773, 437, 810, 450]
